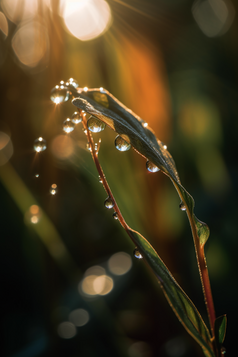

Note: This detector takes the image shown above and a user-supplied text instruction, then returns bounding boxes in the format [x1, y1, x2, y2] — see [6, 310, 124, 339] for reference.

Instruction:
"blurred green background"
[0, 0, 237, 356]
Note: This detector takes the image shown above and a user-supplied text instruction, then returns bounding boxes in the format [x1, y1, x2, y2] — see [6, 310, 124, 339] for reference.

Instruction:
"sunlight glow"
[11, 21, 49, 68]
[60, 0, 112, 41]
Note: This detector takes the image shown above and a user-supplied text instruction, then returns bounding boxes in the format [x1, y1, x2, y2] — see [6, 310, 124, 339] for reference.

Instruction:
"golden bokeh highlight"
[61, 0, 112, 41]
[25, 204, 42, 225]
[69, 308, 90, 327]
[1, 0, 38, 23]
[0, 132, 13, 166]
[51, 135, 75, 160]
[11, 21, 49, 68]
[79, 265, 113, 296]
[108, 252, 132, 276]
[0, 11, 8, 38]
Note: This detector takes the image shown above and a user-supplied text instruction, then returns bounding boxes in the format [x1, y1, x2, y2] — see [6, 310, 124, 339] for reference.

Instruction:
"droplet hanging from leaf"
[50, 85, 70, 104]
[146, 160, 160, 173]
[87, 116, 106, 133]
[133, 248, 143, 259]
[115, 135, 131, 152]
[104, 197, 114, 209]
[63, 119, 75, 133]
[71, 111, 82, 124]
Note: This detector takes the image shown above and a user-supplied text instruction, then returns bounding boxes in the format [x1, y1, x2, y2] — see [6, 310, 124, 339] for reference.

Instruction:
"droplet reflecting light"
[146, 160, 160, 173]
[115, 135, 131, 152]
[87, 116, 106, 133]
[104, 197, 114, 209]
[134, 248, 143, 259]
[50, 85, 70, 104]
[63, 118, 75, 133]
[179, 203, 186, 211]
[33, 137, 46, 152]
[71, 111, 82, 124]
[67, 78, 79, 88]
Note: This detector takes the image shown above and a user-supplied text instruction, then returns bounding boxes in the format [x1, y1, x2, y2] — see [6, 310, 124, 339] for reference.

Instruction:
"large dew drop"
[63, 119, 75, 133]
[50, 85, 70, 104]
[115, 135, 131, 152]
[146, 160, 160, 173]
[33, 137, 47, 152]
[71, 112, 82, 124]
[104, 197, 114, 209]
[87, 116, 106, 133]
[133, 248, 143, 259]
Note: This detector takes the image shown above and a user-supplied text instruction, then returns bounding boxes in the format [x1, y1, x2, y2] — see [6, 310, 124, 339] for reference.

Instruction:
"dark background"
[0, 0, 237, 356]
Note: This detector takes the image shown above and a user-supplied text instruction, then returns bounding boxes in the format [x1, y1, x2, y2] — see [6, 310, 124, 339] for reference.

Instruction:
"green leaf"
[72, 88, 215, 356]
[72, 88, 210, 247]
[129, 228, 215, 357]
[215, 315, 227, 345]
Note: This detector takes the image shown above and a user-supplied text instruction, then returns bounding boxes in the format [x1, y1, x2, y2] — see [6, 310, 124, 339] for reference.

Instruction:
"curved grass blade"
[72, 89, 209, 247]
[215, 315, 227, 345]
[72, 88, 215, 355]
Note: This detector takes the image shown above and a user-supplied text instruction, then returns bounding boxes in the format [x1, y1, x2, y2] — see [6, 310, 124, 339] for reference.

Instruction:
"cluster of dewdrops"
[33, 78, 187, 259]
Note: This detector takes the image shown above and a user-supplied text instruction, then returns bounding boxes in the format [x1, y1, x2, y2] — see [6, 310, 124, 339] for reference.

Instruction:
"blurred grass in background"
[0, 0, 237, 356]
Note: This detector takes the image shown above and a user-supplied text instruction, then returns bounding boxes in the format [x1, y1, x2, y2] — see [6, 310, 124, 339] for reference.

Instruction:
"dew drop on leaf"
[34, 173, 39, 178]
[112, 212, 118, 220]
[179, 203, 186, 211]
[50, 183, 57, 195]
[146, 160, 160, 173]
[115, 135, 131, 152]
[99, 176, 103, 184]
[133, 248, 143, 259]
[104, 197, 114, 209]
[50, 85, 70, 104]
[67, 78, 79, 89]
[71, 111, 82, 124]
[63, 119, 75, 133]
[87, 116, 106, 133]
[33, 137, 47, 152]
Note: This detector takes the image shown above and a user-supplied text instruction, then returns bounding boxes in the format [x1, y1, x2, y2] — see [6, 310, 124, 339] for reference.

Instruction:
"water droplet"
[71, 111, 82, 124]
[142, 122, 148, 128]
[133, 248, 143, 259]
[63, 118, 75, 133]
[104, 197, 114, 209]
[115, 135, 131, 152]
[83, 87, 88, 92]
[67, 78, 79, 89]
[179, 203, 186, 211]
[146, 160, 160, 173]
[112, 212, 118, 220]
[163, 144, 167, 150]
[100, 87, 104, 92]
[86, 143, 92, 152]
[87, 116, 106, 133]
[99, 176, 103, 184]
[50, 85, 70, 104]
[34, 173, 40, 178]
[33, 137, 47, 152]
[221, 347, 226, 355]
[50, 183, 57, 195]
